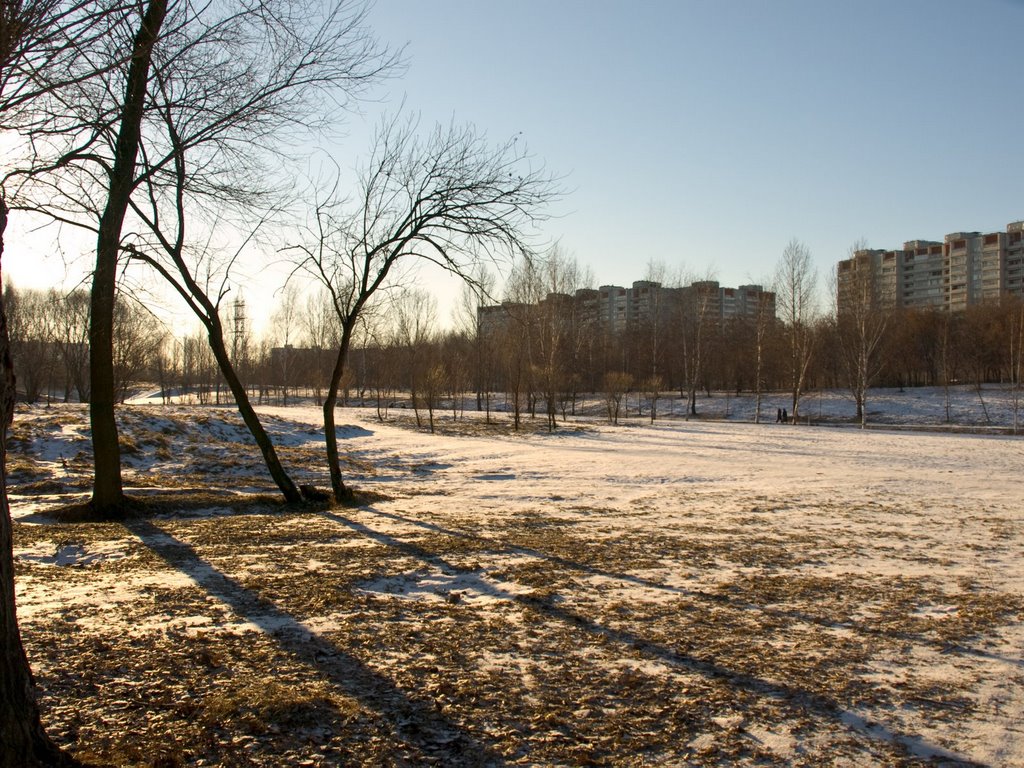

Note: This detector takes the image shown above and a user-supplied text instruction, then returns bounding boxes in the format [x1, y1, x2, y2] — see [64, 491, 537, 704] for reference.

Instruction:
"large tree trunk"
[89, 0, 168, 516]
[206, 320, 301, 503]
[0, 203, 78, 767]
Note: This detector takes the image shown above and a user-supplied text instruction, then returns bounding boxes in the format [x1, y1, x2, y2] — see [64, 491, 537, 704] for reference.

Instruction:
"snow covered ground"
[8, 392, 1024, 766]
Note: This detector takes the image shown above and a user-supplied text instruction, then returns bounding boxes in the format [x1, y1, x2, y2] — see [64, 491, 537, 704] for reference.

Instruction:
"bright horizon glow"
[4, 0, 1023, 333]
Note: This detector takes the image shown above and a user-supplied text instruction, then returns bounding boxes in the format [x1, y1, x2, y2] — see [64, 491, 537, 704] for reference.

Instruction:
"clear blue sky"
[5, 0, 1023, 327]
[353, 0, 1024, 298]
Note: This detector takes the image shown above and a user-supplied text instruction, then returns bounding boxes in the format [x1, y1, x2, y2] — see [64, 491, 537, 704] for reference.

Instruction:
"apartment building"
[476, 301, 529, 337]
[837, 249, 885, 312]
[478, 280, 776, 336]
[899, 241, 945, 309]
[836, 221, 1024, 314]
[1008, 222, 1024, 295]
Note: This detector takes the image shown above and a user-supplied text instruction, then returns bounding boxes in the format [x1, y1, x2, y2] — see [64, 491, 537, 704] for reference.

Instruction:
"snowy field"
[8, 393, 1024, 766]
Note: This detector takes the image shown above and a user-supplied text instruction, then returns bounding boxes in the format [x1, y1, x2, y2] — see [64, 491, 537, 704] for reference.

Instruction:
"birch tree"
[678, 278, 717, 418]
[834, 244, 890, 427]
[775, 239, 817, 422]
[752, 286, 775, 423]
[1009, 300, 1024, 434]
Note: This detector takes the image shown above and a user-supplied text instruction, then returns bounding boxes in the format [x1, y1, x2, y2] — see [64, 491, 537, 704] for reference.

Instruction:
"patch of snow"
[16, 540, 130, 567]
[355, 566, 536, 605]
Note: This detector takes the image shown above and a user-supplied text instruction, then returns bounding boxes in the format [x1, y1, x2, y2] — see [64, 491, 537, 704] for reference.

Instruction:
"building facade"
[478, 280, 776, 336]
[836, 221, 1024, 314]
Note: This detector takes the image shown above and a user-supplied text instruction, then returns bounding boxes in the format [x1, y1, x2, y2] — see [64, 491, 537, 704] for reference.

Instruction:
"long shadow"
[359, 505, 1024, 669]
[324, 507, 986, 766]
[124, 518, 504, 767]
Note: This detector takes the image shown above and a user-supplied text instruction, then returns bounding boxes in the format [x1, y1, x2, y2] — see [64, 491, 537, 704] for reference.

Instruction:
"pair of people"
[775, 407, 789, 423]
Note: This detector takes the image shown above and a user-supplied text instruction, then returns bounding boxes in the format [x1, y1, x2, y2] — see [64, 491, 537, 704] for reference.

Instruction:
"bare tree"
[636, 261, 670, 416]
[500, 301, 533, 432]
[961, 303, 1005, 425]
[541, 248, 588, 429]
[1, 216, 82, 768]
[112, 292, 166, 403]
[643, 374, 664, 424]
[677, 277, 717, 418]
[292, 115, 558, 500]
[392, 288, 437, 430]
[604, 370, 632, 425]
[775, 239, 817, 422]
[751, 286, 775, 424]
[445, 332, 471, 421]
[499, 264, 539, 432]
[4, 284, 58, 403]
[2, 0, 162, 509]
[130, 225, 306, 500]
[455, 265, 499, 418]
[0, 0, 122, 761]
[423, 361, 446, 434]
[10, 0, 397, 514]
[153, 335, 174, 404]
[833, 243, 891, 427]
[104, 0, 394, 504]
[180, 331, 217, 404]
[50, 289, 90, 402]
[509, 247, 583, 432]
[304, 289, 340, 407]
[85, 0, 170, 513]
[937, 311, 961, 424]
[1009, 299, 1024, 435]
[363, 320, 397, 421]
[270, 284, 302, 405]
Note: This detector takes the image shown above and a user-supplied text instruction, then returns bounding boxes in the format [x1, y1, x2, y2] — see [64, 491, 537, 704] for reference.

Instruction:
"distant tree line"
[8, 264, 1024, 429]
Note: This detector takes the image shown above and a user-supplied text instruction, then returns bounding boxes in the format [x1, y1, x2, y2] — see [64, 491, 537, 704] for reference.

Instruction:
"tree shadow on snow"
[323, 506, 986, 767]
[124, 518, 505, 766]
[355, 506, 1024, 668]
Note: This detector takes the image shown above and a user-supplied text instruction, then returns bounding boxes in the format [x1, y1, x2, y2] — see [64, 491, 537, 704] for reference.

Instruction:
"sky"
[5, 0, 1024, 330]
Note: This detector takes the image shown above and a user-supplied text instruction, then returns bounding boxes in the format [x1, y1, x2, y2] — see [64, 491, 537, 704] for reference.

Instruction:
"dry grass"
[9, 404, 1018, 767]
[15, 499, 1013, 766]
[384, 411, 596, 439]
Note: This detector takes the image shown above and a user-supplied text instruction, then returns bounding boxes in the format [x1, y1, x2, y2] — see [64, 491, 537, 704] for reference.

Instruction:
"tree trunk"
[206, 321, 301, 503]
[89, 0, 168, 516]
[1, 203, 78, 767]
[324, 324, 356, 502]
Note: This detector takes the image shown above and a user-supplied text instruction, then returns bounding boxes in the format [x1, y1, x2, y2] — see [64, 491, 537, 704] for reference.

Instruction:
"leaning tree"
[120, 0, 396, 502]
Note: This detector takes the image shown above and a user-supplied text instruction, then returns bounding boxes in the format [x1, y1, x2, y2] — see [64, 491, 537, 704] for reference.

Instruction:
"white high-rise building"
[836, 221, 1024, 314]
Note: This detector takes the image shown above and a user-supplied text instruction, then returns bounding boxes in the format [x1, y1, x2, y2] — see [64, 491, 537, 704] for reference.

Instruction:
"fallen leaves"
[8, 404, 1022, 766]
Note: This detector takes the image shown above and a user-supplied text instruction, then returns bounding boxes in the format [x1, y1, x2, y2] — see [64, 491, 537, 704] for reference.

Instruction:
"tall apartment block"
[836, 220, 1024, 314]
